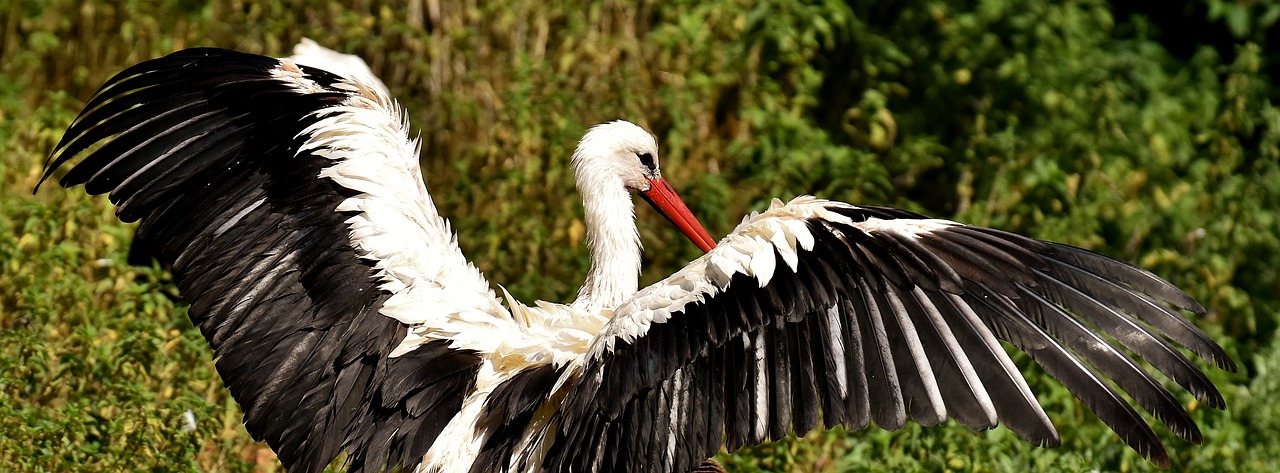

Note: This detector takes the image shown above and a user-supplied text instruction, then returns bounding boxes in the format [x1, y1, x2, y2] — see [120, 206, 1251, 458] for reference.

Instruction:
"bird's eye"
[637, 152, 655, 171]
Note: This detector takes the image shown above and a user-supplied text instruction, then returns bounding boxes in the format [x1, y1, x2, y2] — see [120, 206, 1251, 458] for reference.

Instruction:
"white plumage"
[39, 44, 1233, 473]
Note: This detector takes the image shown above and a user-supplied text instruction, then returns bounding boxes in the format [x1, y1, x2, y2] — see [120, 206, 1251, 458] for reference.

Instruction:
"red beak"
[639, 177, 717, 253]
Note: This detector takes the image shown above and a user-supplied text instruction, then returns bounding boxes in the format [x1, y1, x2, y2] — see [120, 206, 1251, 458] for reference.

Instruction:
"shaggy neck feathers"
[569, 121, 657, 313]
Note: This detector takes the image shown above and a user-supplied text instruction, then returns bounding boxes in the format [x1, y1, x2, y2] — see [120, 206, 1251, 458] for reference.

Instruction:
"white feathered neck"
[569, 121, 661, 313]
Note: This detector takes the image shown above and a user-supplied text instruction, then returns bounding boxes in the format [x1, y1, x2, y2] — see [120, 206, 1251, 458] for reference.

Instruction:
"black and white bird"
[39, 47, 1234, 473]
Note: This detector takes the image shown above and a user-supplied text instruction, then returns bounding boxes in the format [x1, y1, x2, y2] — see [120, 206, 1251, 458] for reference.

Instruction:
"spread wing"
[39, 48, 514, 473]
[545, 196, 1234, 472]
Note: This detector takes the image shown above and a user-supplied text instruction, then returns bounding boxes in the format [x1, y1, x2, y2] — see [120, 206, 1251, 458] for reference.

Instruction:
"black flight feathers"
[546, 203, 1233, 472]
[40, 48, 483, 473]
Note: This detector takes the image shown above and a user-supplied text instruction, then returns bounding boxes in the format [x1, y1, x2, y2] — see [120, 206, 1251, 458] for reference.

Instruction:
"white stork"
[39, 47, 1234, 473]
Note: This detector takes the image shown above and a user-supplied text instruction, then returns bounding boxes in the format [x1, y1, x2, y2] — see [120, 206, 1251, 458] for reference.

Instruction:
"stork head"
[571, 120, 717, 252]
[571, 120, 663, 192]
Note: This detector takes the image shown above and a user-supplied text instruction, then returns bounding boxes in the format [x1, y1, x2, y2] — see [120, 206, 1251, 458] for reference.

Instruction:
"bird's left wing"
[540, 196, 1233, 473]
[38, 48, 520, 473]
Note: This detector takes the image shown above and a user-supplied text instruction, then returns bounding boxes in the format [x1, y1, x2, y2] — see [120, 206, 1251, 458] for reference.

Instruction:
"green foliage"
[1201, 0, 1280, 38]
[0, 90, 257, 470]
[2, 0, 1277, 471]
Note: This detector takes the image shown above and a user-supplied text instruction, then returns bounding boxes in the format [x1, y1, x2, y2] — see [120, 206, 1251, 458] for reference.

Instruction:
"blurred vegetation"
[2, 0, 1278, 471]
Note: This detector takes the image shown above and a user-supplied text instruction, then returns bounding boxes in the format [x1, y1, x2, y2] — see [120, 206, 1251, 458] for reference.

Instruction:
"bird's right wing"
[543, 196, 1233, 473]
[39, 48, 524, 473]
